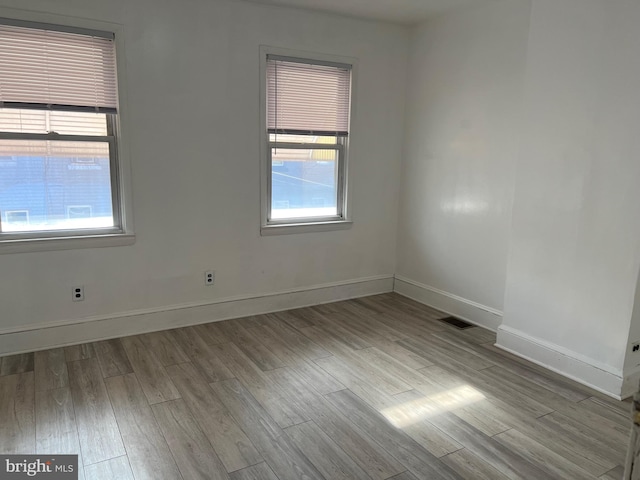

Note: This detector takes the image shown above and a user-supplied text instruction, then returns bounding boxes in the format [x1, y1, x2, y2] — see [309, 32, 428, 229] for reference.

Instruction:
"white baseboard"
[621, 365, 640, 400]
[496, 325, 625, 399]
[0, 275, 394, 356]
[393, 275, 503, 331]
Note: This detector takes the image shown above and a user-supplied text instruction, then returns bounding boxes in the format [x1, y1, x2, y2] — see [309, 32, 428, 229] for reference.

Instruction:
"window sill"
[0, 232, 136, 254]
[261, 220, 352, 236]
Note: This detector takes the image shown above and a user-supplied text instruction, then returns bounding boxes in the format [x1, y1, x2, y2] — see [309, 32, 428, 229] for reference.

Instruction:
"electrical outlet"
[633, 343, 639, 353]
[204, 270, 215, 286]
[72, 286, 84, 302]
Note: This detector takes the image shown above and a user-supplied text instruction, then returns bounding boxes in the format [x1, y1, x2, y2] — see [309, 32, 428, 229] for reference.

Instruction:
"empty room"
[0, 0, 637, 478]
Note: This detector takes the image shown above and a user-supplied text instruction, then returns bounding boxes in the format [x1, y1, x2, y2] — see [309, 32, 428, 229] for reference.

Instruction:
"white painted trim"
[496, 325, 625, 399]
[622, 365, 640, 400]
[393, 275, 503, 331]
[261, 220, 352, 236]
[0, 275, 393, 356]
[0, 233, 135, 254]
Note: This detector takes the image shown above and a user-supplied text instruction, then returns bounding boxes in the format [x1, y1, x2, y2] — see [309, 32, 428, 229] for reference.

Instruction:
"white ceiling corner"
[244, 0, 488, 25]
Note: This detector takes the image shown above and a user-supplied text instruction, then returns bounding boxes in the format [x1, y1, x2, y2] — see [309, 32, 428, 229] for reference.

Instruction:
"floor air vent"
[439, 316, 473, 329]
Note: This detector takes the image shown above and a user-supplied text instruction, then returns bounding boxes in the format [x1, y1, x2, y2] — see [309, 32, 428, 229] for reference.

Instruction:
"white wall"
[397, 0, 640, 397]
[395, 0, 531, 329]
[0, 0, 408, 349]
[499, 0, 640, 397]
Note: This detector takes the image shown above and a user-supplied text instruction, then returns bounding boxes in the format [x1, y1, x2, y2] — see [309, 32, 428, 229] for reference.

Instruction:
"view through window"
[0, 109, 114, 232]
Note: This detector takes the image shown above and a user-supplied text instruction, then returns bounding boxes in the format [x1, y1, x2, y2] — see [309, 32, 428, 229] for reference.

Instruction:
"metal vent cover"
[439, 316, 473, 329]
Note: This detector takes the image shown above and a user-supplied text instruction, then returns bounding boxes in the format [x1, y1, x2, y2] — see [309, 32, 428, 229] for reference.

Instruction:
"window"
[261, 51, 353, 233]
[0, 19, 130, 246]
[4, 210, 28, 226]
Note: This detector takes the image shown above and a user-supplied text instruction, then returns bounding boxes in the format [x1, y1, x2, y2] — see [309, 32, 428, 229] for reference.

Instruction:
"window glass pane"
[0, 140, 113, 232]
[0, 109, 108, 136]
[271, 147, 338, 219]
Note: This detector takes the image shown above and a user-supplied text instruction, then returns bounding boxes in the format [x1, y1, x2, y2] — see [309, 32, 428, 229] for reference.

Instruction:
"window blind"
[0, 22, 118, 113]
[0, 109, 107, 136]
[0, 139, 109, 158]
[267, 56, 351, 136]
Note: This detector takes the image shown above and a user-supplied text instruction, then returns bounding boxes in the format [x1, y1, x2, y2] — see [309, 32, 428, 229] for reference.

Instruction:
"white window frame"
[259, 46, 357, 236]
[0, 8, 135, 254]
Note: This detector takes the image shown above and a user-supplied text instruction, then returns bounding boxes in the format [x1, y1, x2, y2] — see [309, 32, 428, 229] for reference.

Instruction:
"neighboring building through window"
[4, 210, 29, 226]
[0, 19, 123, 239]
[262, 53, 353, 231]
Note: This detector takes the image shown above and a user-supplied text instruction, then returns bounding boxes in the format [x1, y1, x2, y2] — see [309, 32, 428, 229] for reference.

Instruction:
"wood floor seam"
[1, 292, 630, 480]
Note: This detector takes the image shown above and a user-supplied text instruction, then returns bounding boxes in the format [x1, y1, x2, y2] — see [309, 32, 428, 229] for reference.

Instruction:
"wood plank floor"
[0, 293, 631, 479]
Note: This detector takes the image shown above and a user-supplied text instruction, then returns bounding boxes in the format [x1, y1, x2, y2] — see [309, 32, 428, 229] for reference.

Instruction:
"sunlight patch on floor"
[380, 385, 485, 428]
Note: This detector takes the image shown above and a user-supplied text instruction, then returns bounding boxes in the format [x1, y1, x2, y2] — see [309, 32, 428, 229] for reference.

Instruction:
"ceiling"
[246, 0, 487, 25]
